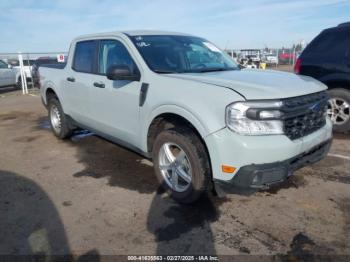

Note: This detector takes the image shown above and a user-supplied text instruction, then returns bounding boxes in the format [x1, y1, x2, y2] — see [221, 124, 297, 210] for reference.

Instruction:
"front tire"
[152, 127, 211, 204]
[15, 77, 22, 90]
[48, 98, 73, 139]
[327, 88, 350, 133]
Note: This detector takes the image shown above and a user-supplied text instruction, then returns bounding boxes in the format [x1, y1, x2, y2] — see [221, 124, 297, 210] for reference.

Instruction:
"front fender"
[141, 104, 216, 152]
[15, 72, 21, 82]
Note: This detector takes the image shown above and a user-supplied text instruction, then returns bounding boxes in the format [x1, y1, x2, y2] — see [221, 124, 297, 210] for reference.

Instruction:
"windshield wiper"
[153, 69, 178, 74]
[197, 67, 236, 73]
[154, 68, 237, 74]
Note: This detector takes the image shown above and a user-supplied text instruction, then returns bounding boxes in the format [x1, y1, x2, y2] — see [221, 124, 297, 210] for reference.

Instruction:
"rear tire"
[152, 127, 211, 204]
[328, 88, 350, 133]
[48, 98, 73, 139]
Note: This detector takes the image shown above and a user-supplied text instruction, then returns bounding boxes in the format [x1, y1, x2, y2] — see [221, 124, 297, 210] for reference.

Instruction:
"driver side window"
[98, 40, 138, 75]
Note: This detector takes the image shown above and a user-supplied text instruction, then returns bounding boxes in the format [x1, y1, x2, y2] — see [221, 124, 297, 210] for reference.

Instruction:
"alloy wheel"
[50, 105, 62, 134]
[158, 142, 192, 192]
[327, 98, 350, 125]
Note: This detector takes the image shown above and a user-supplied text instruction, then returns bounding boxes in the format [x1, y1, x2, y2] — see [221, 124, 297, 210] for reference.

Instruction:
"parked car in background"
[32, 57, 63, 87]
[0, 60, 18, 88]
[7, 59, 34, 87]
[240, 49, 261, 63]
[295, 22, 350, 132]
[263, 54, 278, 65]
[240, 58, 258, 69]
[39, 31, 332, 203]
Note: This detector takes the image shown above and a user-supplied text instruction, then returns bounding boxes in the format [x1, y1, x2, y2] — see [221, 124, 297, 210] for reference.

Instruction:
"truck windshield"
[129, 35, 239, 74]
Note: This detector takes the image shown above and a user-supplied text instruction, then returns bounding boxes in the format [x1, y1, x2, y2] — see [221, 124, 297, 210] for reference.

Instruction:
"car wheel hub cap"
[158, 142, 192, 192]
[50, 105, 62, 133]
[327, 98, 350, 125]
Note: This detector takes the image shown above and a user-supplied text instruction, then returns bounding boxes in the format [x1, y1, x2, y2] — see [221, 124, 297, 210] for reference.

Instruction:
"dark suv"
[295, 22, 350, 133]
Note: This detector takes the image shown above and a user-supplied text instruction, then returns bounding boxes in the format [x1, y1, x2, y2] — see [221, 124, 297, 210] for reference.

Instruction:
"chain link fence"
[225, 47, 302, 70]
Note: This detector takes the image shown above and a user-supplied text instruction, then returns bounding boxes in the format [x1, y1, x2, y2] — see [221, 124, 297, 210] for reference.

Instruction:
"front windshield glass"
[129, 35, 239, 73]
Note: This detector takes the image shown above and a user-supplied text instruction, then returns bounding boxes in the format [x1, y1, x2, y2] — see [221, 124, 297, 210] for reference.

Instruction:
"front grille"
[281, 91, 328, 140]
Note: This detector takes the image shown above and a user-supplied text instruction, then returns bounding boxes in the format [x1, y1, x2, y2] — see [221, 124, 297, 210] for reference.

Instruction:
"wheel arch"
[144, 105, 211, 153]
[146, 111, 214, 186]
[45, 87, 59, 104]
[15, 72, 21, 82]
[42, 81, 60, 105]
[320, 74, 350, 90]
[147, 113, 203, 151]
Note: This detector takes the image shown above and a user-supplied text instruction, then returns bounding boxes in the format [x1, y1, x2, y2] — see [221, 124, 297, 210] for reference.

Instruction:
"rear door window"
[73, 41, 97, 73]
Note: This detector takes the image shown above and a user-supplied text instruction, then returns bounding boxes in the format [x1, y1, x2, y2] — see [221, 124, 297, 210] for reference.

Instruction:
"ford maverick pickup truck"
[40, 31, 332, 203]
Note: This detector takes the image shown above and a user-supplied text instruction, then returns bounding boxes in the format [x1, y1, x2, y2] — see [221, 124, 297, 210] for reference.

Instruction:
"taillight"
[294, 58, 301, 74]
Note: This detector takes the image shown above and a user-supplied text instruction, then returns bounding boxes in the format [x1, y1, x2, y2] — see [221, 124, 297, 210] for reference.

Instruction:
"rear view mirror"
[106, 64, 140, 82]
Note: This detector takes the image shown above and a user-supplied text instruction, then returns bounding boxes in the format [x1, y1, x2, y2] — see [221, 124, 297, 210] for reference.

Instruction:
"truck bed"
[40, 63, 66, 69]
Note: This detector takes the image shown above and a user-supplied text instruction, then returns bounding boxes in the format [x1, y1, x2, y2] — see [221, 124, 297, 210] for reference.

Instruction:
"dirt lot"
[271, 64, 294, 72]
[0, 87, 350, 259]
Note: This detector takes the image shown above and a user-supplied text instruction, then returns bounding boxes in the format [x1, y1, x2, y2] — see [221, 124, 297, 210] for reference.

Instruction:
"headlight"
[226, 101, 284, 135]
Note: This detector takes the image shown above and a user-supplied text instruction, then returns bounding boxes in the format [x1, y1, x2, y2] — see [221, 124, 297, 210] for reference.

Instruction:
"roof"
[337, 22, 350, 27]
[123, 30, 193, 36]
[73, 30, 194, 41]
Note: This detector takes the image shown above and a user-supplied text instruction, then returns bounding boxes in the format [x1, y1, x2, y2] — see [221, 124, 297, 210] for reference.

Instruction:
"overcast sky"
[0, 0, 349, 53]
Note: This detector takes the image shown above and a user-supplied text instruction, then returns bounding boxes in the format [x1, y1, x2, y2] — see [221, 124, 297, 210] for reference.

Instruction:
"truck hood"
[166, 69, 327, 100]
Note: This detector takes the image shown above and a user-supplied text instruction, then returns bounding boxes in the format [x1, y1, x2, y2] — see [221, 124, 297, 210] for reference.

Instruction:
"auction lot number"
[128, 255, 218, 261]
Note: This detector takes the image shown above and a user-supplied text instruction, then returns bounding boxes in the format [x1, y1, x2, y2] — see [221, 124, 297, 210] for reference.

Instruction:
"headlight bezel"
[225, 100, 285, 135]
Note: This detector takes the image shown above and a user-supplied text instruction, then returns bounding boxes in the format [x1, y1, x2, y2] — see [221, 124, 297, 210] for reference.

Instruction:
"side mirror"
[8, 64, 12, 69]
[106, 64, 140, 82]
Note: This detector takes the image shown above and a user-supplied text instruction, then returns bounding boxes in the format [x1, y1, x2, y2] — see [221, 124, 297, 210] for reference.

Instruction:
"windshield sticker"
[203, 42, 221, 53]
[136, 42, 150, 47]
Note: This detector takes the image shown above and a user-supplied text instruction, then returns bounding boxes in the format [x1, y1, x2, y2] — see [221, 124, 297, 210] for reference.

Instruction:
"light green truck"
[39, 31, 332, 203]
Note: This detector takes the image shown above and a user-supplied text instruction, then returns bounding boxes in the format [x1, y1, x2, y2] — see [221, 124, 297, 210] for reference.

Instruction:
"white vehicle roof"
[73, 30, 194, 42]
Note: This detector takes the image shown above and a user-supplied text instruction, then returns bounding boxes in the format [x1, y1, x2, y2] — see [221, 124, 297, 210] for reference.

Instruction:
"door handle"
[67, 77, 75, 82]
[93, 81, 105, 88]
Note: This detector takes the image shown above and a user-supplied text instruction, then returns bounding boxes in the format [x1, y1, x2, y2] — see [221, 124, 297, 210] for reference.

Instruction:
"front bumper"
[204, 117, 333, 195]
[205, 119, 332, 180]
[213, 139, 331, 195]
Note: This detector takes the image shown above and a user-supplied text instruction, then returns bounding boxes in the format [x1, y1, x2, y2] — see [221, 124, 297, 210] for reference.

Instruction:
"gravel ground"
[0, 87, 349, 260]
